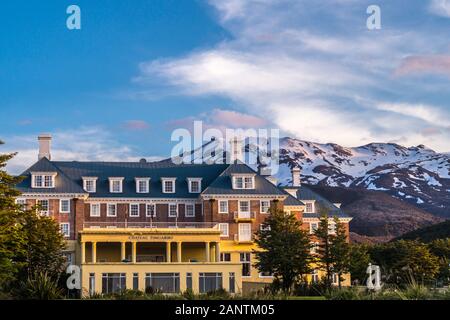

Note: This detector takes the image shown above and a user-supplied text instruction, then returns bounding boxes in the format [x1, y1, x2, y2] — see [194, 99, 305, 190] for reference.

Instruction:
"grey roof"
[283, 193, 304, 206]
[16, 159, 286, 198]
[201, 162, 287, 196]
[282, 185, 351, 218]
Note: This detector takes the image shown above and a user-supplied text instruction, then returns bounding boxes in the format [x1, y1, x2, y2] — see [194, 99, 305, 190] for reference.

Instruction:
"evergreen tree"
[329, 217, 351, 288]
[313, 211, 334, 288]
[254, 208, 312, 293]
[348, 244, 371, 285]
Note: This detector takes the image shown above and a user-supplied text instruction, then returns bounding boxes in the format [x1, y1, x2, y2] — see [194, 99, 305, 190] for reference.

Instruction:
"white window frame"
[259, 272, 273, 279]
[107, 203, 117, 217]
[135, 178, 150, 194]
[129, 203, 140, 217]
[168, 203, 178, 217]
[15, 198, 26, 209]
[59, 199, 71, 213]
[238, 200, 250, 214]
[218, 200, 229, 214]
[187, 178, 202, 193]
[328, 221, 337, 235]
[31, 172, 57, 189]
[232, 175, 255, 190]
[260, 200, 270, 214]
[37, 199, 50, 215]
[305, 201, 315, 213]
[310, 222, 319, 234]
[109, 178, 124, 193]
[185, 204, 195, 217]
[162, 178, 176, 194]
[60, 223, 70, 238]
[218, 223, 229, 237]
[90, 203, 101, 217]
[83, 177, 98, 193]
[238, 223, 252, 242]
[146, 203, 156, 217]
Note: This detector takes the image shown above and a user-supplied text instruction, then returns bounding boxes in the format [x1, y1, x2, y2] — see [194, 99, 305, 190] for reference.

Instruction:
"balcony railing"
[233, 211, 256, 221]
[233, 233, 254, 243]
[83, 221, 219, 229]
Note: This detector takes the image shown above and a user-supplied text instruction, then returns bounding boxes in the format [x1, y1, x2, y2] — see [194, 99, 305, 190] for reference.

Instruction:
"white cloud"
[429, 0, 450, 17]
[2, 127, 162, 174]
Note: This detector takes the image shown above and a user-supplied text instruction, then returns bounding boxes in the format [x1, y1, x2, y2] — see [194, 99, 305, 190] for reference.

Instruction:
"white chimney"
[38, 134, 52, 160]
[230, 136, 243, 163]
[291, 166, 301, 187]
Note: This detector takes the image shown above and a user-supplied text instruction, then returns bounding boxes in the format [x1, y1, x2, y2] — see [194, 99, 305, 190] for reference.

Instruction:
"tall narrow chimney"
[291, 166, 301, 187]
[230, 136, 243, 163]
[38, 134, 52, 160]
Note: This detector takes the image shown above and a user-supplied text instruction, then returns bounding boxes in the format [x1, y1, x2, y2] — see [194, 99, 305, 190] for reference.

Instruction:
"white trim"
[135, 178, 150, 194]
[238, 200, 250, 214]
[187, 178, 202, 193]
[146, 203, 156, 217]
[185, 203, 195, 217]
[161, 178, 176, 194]
[232, 175, 255, 190]
[168, 203, 178, 217]
[82, 177, 98, 193]
[60, 223, 70, 238]
[309, 222, 319, 234]
[129, 203, 140, 217]
[31, 172, 57, 189]
[260, 200, 270, 214]
[90, 203, 101, 217]
[37, 199, 50, 215]
[109, 177, 124, 193]
[59, 199, 71, 213]
[218, 223, 229, 237]
[218, 200, 229, 214]
[107, 203, 117, 217]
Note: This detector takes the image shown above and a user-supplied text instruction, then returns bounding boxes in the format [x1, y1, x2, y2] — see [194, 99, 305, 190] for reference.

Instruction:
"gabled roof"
[202, 162, 287, 196]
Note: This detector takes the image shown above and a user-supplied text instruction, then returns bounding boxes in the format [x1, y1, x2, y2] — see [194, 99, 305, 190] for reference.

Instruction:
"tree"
[313, 211, 334, 288]
[348, 244, 371, 286]
[329, 217, 351, 288]
[254, 208, 312, 293]
[428, 239, 450, 286]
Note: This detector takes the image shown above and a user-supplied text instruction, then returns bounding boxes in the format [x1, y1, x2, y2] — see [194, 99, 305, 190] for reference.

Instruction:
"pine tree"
[254, 208, 312, 293]
[329, 216, 351, 288]
[313, 210, 333, 288]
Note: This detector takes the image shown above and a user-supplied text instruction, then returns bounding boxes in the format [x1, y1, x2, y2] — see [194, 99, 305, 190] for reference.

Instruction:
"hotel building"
[15, 134, 352, 295]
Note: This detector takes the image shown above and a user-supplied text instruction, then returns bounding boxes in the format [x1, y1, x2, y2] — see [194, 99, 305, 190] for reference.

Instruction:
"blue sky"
[1, 0, 450, 173]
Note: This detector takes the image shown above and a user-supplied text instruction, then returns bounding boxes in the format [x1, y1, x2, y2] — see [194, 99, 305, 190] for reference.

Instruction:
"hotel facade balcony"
[79, 226, 242, 295]
[233, 211, 256, 222]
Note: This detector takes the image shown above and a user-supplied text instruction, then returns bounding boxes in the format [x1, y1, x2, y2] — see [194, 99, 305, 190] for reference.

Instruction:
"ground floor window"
[133, 273, 139, 291]
[186, 273, 192, 291]
[145, 273, 180, 293]
[240, 252, 251, 277]
[102, 273, 126, 294]
[229, 272, 235, 294]
[311, 270, 319, 283]
[199, 273, 222, 293]
[89, 273, 95, 296]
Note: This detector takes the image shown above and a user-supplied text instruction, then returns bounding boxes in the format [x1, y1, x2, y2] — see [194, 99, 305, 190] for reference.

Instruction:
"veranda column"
[205, 242, 210, 262]
[92, 242, 97, 264]
[166, 241, 172, 262]
[132, 241, 137, 263]
[81, 241, 86, 264]
[215, 242, 220, 262]
[177, 241, 182, 263]
[121, 241, 126, 261]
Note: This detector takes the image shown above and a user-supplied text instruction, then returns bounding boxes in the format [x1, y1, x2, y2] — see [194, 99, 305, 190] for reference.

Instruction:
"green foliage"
[16, 271, 64, 300]
[348, 244, 371, 285]
[329, 216, 351, 287]
[254, 207, 312, 293]
[397, 220, 450, 242]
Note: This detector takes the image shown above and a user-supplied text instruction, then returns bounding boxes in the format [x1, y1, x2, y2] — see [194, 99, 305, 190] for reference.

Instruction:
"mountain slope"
[396, 220, 450, 242]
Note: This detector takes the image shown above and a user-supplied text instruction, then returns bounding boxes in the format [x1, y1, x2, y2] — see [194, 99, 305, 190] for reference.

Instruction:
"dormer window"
[83, 177, 98, 193]
[232, 175, 255, 190]
[109, 177, 124, 193]
[135, 178, 150, 193]
[162, 178, 176, 193]
[187, 178, 202, 193]
[304, 201, 315, 213]
[31, 172, 57, 188]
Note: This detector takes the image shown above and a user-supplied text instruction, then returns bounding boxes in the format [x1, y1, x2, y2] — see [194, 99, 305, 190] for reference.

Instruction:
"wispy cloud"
[395, 55, 450, 77]
[429, 0, 450, 17]
[122, 120, 150, 131]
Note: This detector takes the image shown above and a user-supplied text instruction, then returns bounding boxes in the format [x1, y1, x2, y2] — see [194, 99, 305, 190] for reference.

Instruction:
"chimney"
[291, 166, 301, 187]
[38, 134, 52, 160]
[230, 136, 243, 163]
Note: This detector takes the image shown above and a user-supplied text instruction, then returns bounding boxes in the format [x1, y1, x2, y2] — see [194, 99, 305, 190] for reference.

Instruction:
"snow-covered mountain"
[276, 137, 450, 218]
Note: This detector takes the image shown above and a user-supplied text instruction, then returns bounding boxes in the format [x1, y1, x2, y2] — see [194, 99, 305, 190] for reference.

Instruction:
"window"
[83, 178, 97, 193]
[89, 273, 95, 296]
[260, 223, 271, 231]
[260, 200, 270, 213]
[102, 273, 126, 294]
[32, 173, 56, 188]
[199, 273, 222, 293]
[60, 223, 70, 238]
[310, 222, 319, 234]
[107, 203, 117, 217]
[185, 204, 195, 217]
[37, 199, 49, 215]
[187, 178, 202, 193]
[240, 253, 251, 277]
[229, 272, 235, 294]
[136, 178, 150, 193]
[16, 198, 26, 209]
[145, 273, 180, 293]
[311, 270, 319, 283]
[332, 273, 339, 285]
[234, 176, 243, 189]
[310, 242, 319, 254]
[168, 204, 178, 217]
[109, 178, 123, 193]
[239, 201, 250, 213]
[218, 223, 229, 237]
[328, 222, 337, 235]
[305, 202, 314, 213]
[63, 252, 73, 265]
[220, 253, 231, 262]
[129, 204, 140, 217]
[233, 175, 254, 189]
[244, 176, 254, 189]
[90, 203, 101, 217]
[162, 178, 176, 193]
[186, 273, 192, 291]
[133, 273, 139, 291]
[146, 204, 156, 217]
[238, 223, 252, 242]
[219, 200, 228, 214]
[60, 199, 70, 213]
